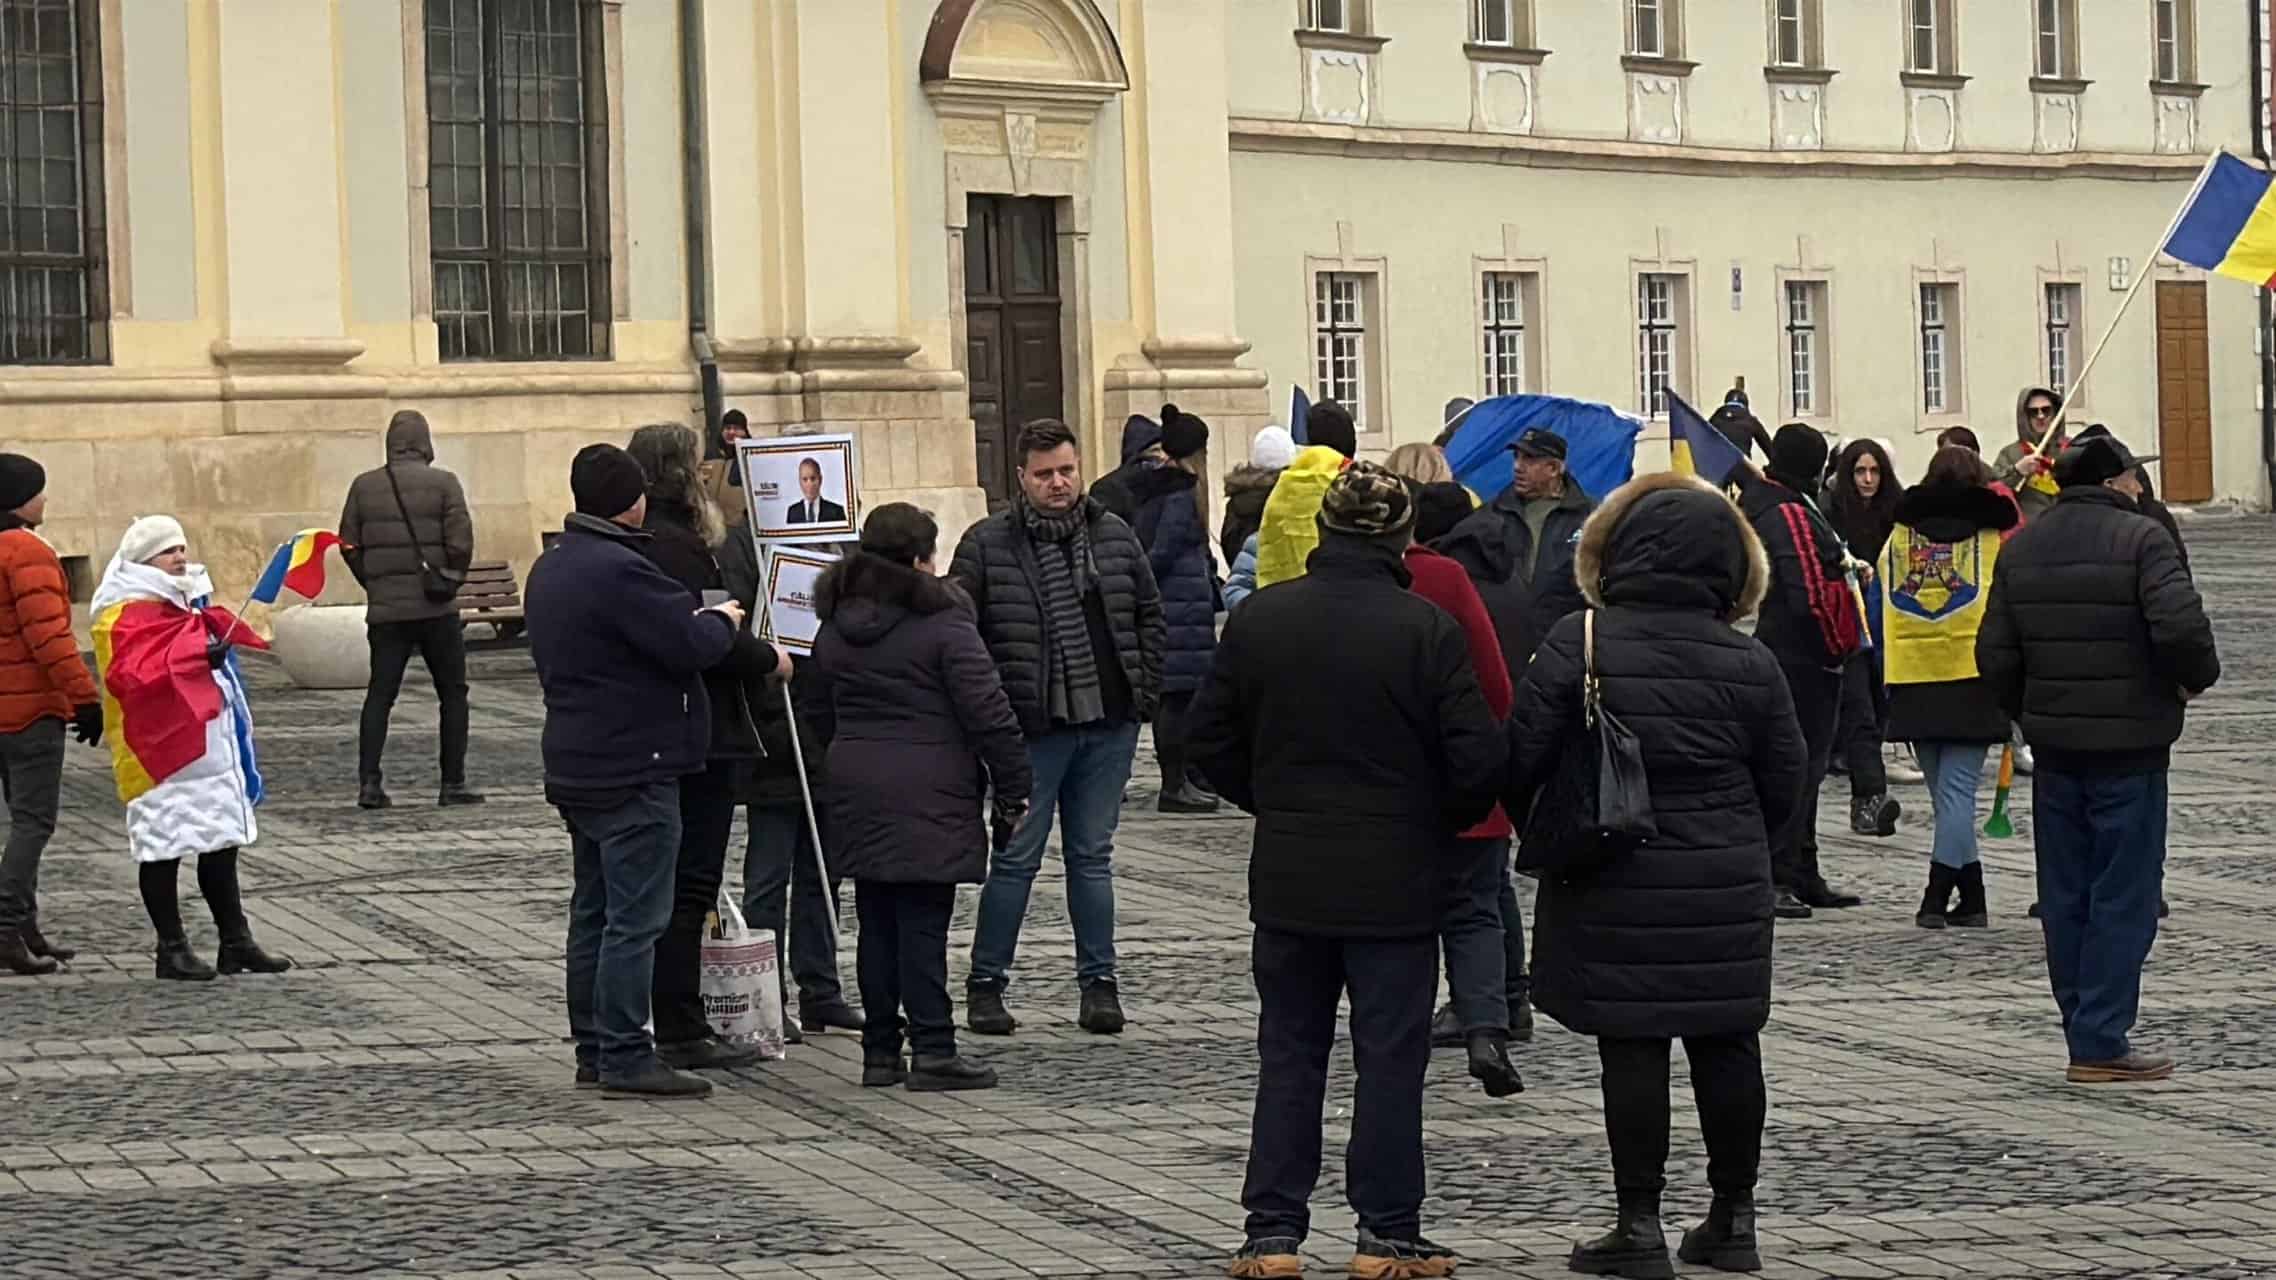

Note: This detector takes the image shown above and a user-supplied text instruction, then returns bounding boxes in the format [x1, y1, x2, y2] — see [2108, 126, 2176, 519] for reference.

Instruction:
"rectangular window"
[1784, 281, 1827, 419]
[1314, 272, 1369, 427]
[1771, 0, 1808, 67]
[1919, 282, 1961, 414]
[0, 0, 106, 365]
[2154, 0, 2194, 83]
[1480, 272, 1530, 398]
[1636, 274, 1683, 419]
[2045, 282, 2082, 397]
[1630, 0, 1664, 57]
[1908, 0, 1953, 74]
[1305, 0, 1350, 33]
[2035, 0, 2076, 79]
[1472, 0, 1519, 47]
[426, 0, 613, 362]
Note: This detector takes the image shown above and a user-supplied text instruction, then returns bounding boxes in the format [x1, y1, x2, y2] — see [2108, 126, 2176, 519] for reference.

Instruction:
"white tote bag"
[701, 892, 786, 1060]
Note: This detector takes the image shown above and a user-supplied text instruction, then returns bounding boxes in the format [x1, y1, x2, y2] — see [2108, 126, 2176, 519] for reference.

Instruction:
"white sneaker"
[1886, 745, 1925, 785]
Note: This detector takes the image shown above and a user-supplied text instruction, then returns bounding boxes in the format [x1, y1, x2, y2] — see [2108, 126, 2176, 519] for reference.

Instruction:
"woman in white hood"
[90, 516, 289, 981]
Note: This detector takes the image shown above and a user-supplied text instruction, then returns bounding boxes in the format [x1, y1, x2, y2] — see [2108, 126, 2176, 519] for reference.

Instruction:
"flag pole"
[753, 541, 841, 965]
[2032, 149, 2230, 461]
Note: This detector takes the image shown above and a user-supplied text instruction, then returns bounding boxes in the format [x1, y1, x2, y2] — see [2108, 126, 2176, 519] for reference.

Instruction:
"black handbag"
[385, 462, 466, 603]
[1515, 610, 1657, 880]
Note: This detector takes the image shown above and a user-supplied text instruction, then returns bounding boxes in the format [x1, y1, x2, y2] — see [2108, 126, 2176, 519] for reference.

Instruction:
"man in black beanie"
[1735, 425, 1863, 919]
[0, 452, 102, 975]
[526, 443, 770, 1098]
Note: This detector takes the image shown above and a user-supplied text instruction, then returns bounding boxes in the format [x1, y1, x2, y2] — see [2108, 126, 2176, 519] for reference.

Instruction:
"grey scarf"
[1020, 497, 1105, 726]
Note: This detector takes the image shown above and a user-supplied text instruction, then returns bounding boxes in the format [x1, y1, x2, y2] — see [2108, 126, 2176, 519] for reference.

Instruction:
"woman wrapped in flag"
[91, 516, 291, 981]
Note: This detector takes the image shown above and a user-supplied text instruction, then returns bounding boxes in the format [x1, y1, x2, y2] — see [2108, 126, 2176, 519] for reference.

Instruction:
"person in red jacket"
[0, 454, 103, 975]
[1402, 480, 1522, 1098]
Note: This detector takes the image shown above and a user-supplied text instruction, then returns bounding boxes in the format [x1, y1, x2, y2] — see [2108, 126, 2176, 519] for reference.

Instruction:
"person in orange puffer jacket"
[0, 453, 103, 976]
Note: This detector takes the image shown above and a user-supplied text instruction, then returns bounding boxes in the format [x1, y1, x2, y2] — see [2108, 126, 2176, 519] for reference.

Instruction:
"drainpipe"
[678, 0, 724, 448]
[2255, 0, 2274, 507]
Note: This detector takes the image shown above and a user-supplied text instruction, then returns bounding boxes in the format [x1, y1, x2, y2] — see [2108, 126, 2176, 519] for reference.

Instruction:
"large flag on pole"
[1667, 392, 1747, 488]
[1444, 395, 1644, 502]
[2162, 153, 2276, 287]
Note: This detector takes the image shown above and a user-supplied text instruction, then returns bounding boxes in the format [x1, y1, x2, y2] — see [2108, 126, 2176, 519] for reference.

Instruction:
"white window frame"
[1471, 0, 1523, 48]
[1628, 0, 1683, 59]
[1307, 259, 1389, 435]
[2034, 0, 2078, 80]
[1479, 270, 1540, 398]
[2153, 0, 2195, 84]
[2041, 277, 2087, 409]
[1907, 0, 1956, 75]
[1634, 271, 1693, 420]
[1781, 278, 1832, 423]
[1304, 0, 1357, 34]
[1914, 275, 1967, 426]
[1769, 0, 1819, 69]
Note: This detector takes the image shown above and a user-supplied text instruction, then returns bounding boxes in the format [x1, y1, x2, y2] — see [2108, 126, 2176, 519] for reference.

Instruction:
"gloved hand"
[70, 702, 102, 747]
[990, 799, 1029, 854]
[204, 636, 230, 669]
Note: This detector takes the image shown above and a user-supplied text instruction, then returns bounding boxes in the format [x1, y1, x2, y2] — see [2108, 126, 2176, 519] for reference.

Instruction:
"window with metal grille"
[2035, 0, 2076, 78]
[1919, 283, 1956, 414]
[426, 0, 611, 362]
[1908, 0, 1951, 73]
[2154, 0, 2192, 83]
[1636, 274, 1678, 419]
[1314, 272, 1367, 427]
[1480, 272, 1528, 397]
[2045, 283, 2080, 397]
[1306, 0, 1350, 33]
[1630, 0, 1665, 56]
[0, 0, 105, 365]
[1784, 281, 1824, 418]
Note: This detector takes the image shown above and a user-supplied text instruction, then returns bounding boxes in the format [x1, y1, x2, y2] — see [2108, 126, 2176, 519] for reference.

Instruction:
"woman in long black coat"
[1128, 405, 1221, 813]
[807, 504, 1033, 1094]
[1508, 472, 1807, 1279]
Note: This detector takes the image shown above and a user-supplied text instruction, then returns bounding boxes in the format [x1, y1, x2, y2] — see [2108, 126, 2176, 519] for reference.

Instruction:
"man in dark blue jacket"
[527, 443, 759, 1098]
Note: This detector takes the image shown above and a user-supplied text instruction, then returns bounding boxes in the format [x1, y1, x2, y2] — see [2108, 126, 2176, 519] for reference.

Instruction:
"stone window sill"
[1465, 43, 1548, 66]
[1295, 29, 1389, 54]
[1622, 54, 1697, 77]
[1764, 65, 1837, 86]
[2030, 76, 2093, 95]
[1901, 71, 1971, 90]
[2150, 79, 2209, 98]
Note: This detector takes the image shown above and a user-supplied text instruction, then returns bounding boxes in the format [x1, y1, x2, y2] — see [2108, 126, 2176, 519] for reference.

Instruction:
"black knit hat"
[1412, 481, 1474, 545]
[1319, 461, 1415, 537]
[1768, 424, 1829, 490]
[1159, 403, 1209, 461]
[571, 443, 647, 518]
[0, 453, 44, 512]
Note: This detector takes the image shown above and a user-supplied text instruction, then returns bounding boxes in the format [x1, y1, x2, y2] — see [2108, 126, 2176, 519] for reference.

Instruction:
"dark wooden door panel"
[965, 193, 1064, 509]
[2154, 281, 2213, 503]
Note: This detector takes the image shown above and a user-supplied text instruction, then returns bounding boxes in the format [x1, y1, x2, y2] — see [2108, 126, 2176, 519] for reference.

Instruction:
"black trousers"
[854, 880, 957, 1060]
[1155, 690, 1195, 790]
[1439, 837, 1509, 1034]
[1597, 1031, 1765, 1197]
[1773, 663, 1842, 891]
[138, 848, 250, 944]
[359, 615, 470, 785]
[651, 761, 737, 1046]
[1835, 650, 1887, 797]
[1242, 928, 1435, 1244]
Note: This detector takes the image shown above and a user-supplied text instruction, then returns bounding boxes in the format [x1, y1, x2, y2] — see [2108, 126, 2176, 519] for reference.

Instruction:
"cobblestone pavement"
[7, 519, 2276, 1280]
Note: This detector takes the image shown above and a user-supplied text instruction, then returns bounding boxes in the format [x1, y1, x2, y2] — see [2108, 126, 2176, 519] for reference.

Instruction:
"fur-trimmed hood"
[814, 550, 967, 646]
[1223, 463, 1283, 500]
[1574, 472, 1769, 623]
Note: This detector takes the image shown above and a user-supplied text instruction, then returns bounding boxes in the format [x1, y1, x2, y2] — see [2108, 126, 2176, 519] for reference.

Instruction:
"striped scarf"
[1020, 497, 1105, 726]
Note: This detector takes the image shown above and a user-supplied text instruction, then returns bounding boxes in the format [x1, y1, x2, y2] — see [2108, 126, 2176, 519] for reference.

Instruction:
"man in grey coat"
[340, 409, 480, 810]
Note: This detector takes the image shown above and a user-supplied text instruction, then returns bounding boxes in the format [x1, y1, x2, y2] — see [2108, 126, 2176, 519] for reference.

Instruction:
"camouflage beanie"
[1318, 460, 1416, 537]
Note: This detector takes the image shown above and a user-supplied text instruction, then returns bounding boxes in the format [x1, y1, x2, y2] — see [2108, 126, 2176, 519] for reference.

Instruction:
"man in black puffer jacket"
[1188, 462, 1504, 1280]
[1978, 434, 2218, 1085]
[1437, 428, 1595, 680]
[949, 418, 1165, 1039]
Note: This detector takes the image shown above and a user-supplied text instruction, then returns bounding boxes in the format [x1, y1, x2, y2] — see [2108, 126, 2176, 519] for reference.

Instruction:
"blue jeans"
[969, 720, 1140, 990]
[563, 782, 682, 1078]
[1915, 742, 1989, 869]
[1439, 837, 1509, 1034]
[2033, 766, 2168, 1064]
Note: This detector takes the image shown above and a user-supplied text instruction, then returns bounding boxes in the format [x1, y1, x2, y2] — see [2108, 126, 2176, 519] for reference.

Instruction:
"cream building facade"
[0, 0, 2259, 609]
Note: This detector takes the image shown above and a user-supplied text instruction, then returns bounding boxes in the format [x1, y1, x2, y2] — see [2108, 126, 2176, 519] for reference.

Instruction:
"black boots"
[907, 1053, 998, 1092]
[1466, 1029, 1524, 1098]
[1156, 782, 1219, 814]
[156, 939, 217, 982]
[1916, 863, 1956, 929]
[437, 783, 487, 806]
[1429, 1002, 1464, 1047]
[216, 935, 294, 975]
[1771, 888, 1813, 920]
[1947, 862, 1989, 928]
[357, 777, 393, 810]
[1569, 1189, 1673, 1279]
[966, 985, 1016, 1036]
[21, 921, 73, 963]
[1079, 979, 1126, 1034]
[861, 1053, 908, 1088]
[0, 926, 57, 976]
[1678, 1195, 1763, 1273]
[1849, 793, 1900, 837]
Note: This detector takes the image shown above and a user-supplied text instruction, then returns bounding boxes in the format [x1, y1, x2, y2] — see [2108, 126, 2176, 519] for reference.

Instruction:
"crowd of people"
[0, 376, 2224, 1279]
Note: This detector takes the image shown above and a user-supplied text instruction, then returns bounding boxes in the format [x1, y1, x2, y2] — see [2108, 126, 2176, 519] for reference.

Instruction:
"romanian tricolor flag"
[250, 529, 343, 605]
[2164, 153, 2276, 287]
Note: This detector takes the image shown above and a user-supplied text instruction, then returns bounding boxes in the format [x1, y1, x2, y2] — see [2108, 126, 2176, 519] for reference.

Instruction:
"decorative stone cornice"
[208, 337, 366, 373]
[1140, 337, 1252, 370]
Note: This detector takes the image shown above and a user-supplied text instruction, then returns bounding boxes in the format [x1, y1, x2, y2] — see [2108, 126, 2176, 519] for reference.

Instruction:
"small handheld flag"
[1289, 385, 1313, 446]
[1667, 391, 1747, 489]
[1983, 745, 2016, 839]
[2162, 153, 2276, 288]
[249, 529, 344, 605]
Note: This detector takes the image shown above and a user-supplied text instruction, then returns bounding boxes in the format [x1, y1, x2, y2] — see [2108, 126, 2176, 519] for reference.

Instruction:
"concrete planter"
[270, 603, 370, 690]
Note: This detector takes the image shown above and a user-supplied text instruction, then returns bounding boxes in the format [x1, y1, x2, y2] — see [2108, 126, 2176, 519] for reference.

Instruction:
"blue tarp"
[1443, 395, 1646, 503]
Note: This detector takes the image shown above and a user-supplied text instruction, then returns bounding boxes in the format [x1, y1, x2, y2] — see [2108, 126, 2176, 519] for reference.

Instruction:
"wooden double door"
[965, 195, 1065, 509]
[2153, 280, 2213, 503]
